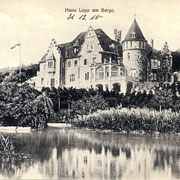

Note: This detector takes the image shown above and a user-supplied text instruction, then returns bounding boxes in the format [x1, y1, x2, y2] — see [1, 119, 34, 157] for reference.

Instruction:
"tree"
[160, 42, 172, 69]
[71, 95, 108, 116]
[0, 74, 54, 128]
[149, 87, 173, 110]
[160, 42, 172, 82]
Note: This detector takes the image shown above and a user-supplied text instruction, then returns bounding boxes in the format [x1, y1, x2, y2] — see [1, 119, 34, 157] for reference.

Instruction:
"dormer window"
[131, 32, 136, 38]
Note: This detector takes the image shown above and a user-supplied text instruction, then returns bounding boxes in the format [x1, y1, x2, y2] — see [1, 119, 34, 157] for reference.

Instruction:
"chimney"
[150, 39, 154, 49]
[117, 30, 122, 43]
[114, 29, 122, 43]
[114, 29, 117, 41]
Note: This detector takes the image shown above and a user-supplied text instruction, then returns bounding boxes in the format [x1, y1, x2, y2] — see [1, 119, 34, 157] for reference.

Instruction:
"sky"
[0, 0, 180, 69]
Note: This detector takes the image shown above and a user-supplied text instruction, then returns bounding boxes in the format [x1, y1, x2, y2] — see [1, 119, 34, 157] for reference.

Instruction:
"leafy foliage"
[160, 42, 172, 70]
[0, 64, 39, 84]
[0, 74, 54, 128]
[72, 108, 180, 134]
[71, 95, 109, 116]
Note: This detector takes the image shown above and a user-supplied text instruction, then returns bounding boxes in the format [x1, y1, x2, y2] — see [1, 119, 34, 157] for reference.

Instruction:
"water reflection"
[0, 129, 180, 179]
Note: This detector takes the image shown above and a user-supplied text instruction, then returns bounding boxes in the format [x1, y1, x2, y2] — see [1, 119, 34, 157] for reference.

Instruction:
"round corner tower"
[122, 18, 148, 81]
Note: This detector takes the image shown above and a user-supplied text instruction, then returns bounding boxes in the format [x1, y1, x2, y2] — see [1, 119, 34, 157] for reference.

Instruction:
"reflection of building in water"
[36, 144, 177, 180]
[1, 130, 180, 180]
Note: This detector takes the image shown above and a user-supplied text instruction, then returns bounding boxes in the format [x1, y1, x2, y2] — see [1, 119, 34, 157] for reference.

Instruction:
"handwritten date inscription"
[67, 14, 103, 20]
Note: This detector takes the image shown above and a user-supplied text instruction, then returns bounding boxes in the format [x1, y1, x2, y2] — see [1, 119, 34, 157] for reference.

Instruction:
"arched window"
[96, 66, 104, 80]
[96, 84, 103, 92]
[128, 52, 130, 61]
[113, 83, 121, 93]
[111, 66, 118, 76]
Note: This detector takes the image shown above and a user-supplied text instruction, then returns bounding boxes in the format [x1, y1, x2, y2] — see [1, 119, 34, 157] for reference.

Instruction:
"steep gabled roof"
[124, 19, 146, 41]
[39, 53, 47, 63]
[40, 28, 122, 63]
[58, 28, 122, 59]
[95, 29, 121, 53]
[46, 50, 56, 60]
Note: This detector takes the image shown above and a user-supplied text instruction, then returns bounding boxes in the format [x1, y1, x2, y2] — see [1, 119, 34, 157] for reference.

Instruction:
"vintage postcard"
[0, 0, 180, 179]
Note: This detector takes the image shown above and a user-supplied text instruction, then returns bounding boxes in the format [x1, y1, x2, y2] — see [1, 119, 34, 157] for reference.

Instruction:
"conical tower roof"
[124, 19, 146, 41]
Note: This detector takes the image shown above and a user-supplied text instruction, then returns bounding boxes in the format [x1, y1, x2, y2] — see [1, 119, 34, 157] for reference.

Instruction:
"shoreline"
[1, 124, 180, 136]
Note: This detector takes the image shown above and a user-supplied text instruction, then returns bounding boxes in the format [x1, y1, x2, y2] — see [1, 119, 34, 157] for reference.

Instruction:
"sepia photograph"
[0, 0, 180, 179]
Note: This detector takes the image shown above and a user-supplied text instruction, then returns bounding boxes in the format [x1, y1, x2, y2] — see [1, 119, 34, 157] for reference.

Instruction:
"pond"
[0, 128, 180, 180]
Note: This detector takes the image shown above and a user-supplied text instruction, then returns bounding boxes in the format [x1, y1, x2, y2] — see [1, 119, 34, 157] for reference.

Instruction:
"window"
[137, 53, 140, 59]
[74, 48, 77, 53]
[126, 42, 128, 49]
[48, 61, 53, 68]
[99, 72, 104, 79]
[70, 74, 75, 82]
[128, 52, 130, 61]
[96, 66, 104, 80]
[84, 59, 87, 65]
[105, 67, 109, 77]
[131, 32, 136, 38]
[144, 42, 146, 49]
[41, 78, 44, 85]
[74, 60, 77, 66]
[111, 66, 118, 76]
[91, 68, 94, 79]
[85, 72, 89, 80]
[130, 41, 132, 48]
[140, 42, 143, 48]
[91, 44, 93, 49]
[51, 78, 55, 88]
[68, 61, 71, 67]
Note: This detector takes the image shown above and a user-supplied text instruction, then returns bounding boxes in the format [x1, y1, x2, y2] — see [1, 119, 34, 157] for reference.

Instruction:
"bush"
[72, 108, 180, 134]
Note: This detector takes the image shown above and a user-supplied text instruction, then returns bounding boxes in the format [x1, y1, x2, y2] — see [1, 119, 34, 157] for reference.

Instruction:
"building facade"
[34, 18, 172, 93]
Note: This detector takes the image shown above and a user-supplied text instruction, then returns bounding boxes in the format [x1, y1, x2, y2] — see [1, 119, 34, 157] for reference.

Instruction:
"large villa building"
[33, 18, 172, 93]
